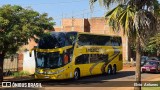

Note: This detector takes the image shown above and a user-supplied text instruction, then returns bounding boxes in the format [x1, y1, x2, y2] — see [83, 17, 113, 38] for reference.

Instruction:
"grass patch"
[142, 81, 160, 90]
[142, 87, 160, 90]
[12, 71, 30, 78]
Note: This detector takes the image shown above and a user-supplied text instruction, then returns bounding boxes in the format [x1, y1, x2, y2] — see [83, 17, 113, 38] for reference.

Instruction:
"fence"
[3, 54, 18, 75]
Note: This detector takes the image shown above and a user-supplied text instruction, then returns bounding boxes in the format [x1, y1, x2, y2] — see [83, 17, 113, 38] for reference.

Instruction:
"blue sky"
[0, 0, 160, 26]
[0, 0, 108, 26]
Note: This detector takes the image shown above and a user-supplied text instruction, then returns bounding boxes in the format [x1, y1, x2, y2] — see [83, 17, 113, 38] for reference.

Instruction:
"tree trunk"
[0, 52, 5, 82]
[134, 36, 141, 90]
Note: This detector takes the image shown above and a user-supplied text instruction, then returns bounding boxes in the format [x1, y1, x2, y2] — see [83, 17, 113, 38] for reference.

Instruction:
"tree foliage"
[90, 0, 158, 35]
[90, 0, 160, 90]
[0, 5, 55, 55]
[146, 33, 160, 53]
[90, 0, 159, 53]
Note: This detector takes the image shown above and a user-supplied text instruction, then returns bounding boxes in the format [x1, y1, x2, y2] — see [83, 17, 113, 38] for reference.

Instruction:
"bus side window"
[78, 34, 91, 46]
[75, 54, 89, 64]
[90, 54, 108, 63]
[66, 48, 74, 62]
[119, 54, 122, 61]
[111, 37, 122, 46]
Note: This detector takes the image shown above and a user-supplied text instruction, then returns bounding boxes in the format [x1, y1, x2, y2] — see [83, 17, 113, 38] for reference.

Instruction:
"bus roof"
[50, 31, 121, 38]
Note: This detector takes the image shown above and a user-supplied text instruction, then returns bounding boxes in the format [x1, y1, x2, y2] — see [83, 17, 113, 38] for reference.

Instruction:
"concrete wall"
[23, 51, 35, 74]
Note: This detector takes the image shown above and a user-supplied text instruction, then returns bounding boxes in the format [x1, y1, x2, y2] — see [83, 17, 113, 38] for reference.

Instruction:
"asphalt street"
[1, 67, 160, 90]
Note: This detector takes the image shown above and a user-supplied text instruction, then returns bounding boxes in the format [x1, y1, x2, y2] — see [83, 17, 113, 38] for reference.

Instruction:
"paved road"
[8, 67, 160, 87]
[38, 67, 160, 87]
[1, 67, 160, 90]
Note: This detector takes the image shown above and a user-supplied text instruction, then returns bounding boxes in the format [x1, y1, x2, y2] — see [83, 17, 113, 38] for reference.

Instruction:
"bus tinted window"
[51, 32, 66, 47]
[38, 32, 78, 49]
[75, 54, 108, 64]
[78, 34, 122, 46]
[65, 32, 77, 45]
[90, 54, 108, 63]
[75, 54, 89, 64]
[38, 35, 59, 49]
[110, 37, 122, 46]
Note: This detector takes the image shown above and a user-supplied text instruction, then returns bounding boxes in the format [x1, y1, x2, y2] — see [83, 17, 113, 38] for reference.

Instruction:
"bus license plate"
[44, 76, 49, 78]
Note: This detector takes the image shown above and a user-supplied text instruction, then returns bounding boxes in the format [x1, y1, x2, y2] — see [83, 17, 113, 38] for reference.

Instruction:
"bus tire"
[107, 65, 112, 75]
[112, 65, 117, 75]
[74, 69, 80, 80]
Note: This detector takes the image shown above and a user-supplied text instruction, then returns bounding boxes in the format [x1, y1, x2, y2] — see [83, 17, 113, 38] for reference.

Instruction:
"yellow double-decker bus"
[30, 31, 123, 80]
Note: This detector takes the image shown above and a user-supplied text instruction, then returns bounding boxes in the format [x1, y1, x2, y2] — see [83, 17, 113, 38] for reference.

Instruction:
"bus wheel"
[107, 66, 112, 75]
[112, 65, 117, 75]
[74, 69, 80, 80]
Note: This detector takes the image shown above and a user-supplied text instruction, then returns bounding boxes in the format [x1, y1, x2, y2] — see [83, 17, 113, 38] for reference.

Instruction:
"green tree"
[147, 33, 160, 55]
[0, 5, 55, 81]
[90, 0, 159, 90]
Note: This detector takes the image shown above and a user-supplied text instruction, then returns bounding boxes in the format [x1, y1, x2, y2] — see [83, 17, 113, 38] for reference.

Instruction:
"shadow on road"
[1, 71, 135, 87]
[40, 71, 135, 87]
[79, 71, 135, 81]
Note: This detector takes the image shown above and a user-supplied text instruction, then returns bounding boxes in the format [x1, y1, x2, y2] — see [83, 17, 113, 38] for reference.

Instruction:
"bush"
[12, 71, 30, 78]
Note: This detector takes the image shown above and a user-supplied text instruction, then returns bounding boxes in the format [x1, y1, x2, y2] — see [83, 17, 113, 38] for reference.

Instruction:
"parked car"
[141, 60, 160, 73]
[141, 56, 149, 66]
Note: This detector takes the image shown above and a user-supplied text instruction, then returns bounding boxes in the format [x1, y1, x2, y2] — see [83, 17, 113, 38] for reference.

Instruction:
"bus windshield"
[35, 52, 63, 69]
[35, 32, 77, 69]
[38, 32, 77, 49]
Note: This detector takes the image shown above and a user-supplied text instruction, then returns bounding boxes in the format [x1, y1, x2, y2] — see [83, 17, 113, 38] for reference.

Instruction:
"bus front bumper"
[35, 74, 62, 80]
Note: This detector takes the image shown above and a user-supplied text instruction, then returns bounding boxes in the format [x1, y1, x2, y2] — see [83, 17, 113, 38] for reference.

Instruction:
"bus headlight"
[36, 70, 43, 74]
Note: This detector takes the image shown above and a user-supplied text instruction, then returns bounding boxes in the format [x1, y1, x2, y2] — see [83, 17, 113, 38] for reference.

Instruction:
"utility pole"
[72, 16, 74, 31]
[61, 12, 63, 31]
[71, 10, 75, 31]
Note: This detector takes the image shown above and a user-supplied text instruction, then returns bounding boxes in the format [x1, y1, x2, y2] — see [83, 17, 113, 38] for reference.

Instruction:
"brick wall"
[62, 18, 85, 32]
[54, 17, 129, 61]
[17, 53, 23, 71]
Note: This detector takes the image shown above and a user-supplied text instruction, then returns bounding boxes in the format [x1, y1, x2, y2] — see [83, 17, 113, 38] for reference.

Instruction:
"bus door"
[75, 54, 92, 76]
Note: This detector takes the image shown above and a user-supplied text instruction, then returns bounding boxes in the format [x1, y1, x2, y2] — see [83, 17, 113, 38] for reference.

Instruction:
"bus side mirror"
[29, 52, 32, 57]
[29, 49, 33, 57]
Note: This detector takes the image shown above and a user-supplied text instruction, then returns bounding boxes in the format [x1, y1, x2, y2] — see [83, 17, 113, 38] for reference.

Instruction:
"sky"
[0, 0, 108, 26]
[0, 0, 160, 26]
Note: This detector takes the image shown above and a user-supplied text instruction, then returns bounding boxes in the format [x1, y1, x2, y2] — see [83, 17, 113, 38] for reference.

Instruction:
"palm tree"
[148, 33, 160, 56]
[90, 0, 159, 90]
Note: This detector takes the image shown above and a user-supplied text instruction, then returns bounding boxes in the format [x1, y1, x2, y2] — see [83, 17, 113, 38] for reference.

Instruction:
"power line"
[53, 8, 89, 19]
[53, 8, 104, 21]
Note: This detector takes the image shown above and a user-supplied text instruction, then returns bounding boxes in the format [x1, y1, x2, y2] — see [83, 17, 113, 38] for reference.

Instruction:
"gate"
[3, 54, 18, 75]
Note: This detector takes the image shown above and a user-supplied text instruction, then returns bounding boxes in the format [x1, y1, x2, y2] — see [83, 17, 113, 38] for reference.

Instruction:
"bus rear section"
[72, 33, 123, 78]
